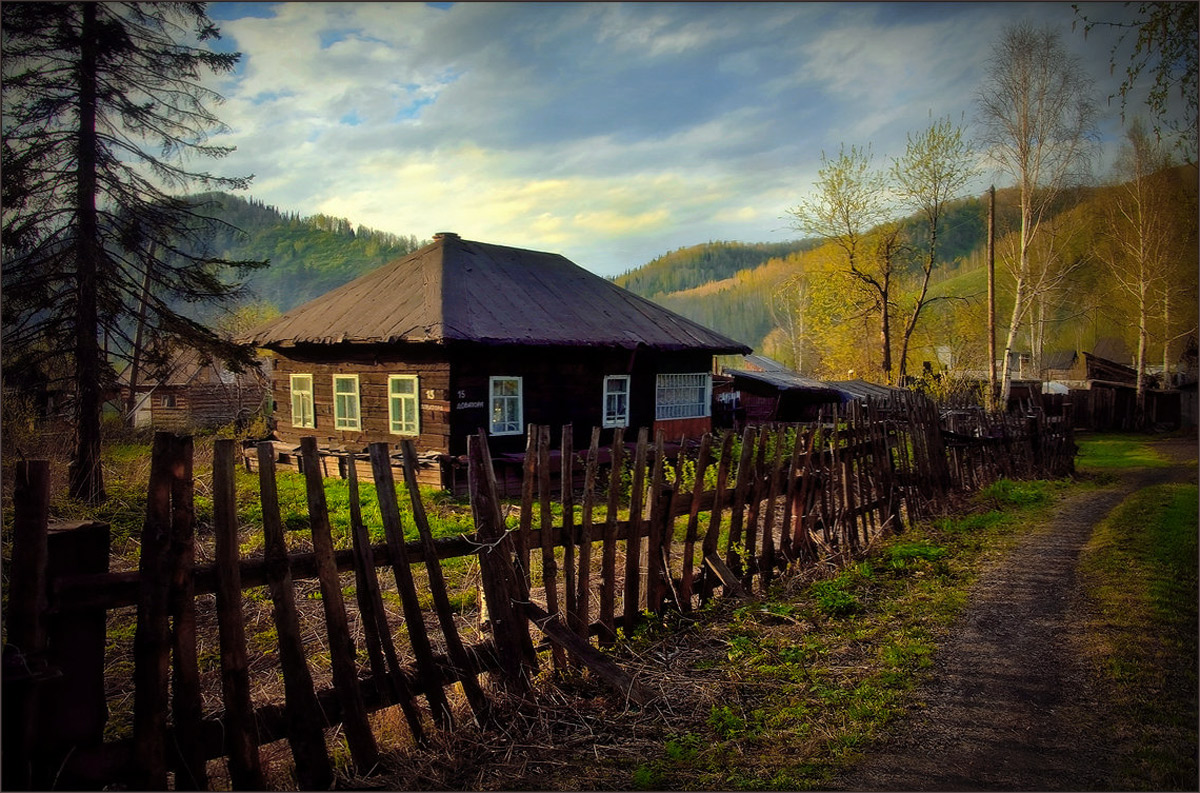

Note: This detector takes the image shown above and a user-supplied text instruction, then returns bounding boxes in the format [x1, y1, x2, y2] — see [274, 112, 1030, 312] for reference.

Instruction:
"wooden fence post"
[299, 436, 379, 771]
[212, 438, 265, 790]
[131, 432, 178, 791]
[167, 435, 206, 791]
[1, 459, 51, 791]
[256, 443, 336, 789]
[469, 432, 537, 692]
[622, 428, 650, 634]
[537, 426, 567, 671]
[398, 440, 492, 727]
[599, 426, 625, 645]
[345, 453, 428, 745]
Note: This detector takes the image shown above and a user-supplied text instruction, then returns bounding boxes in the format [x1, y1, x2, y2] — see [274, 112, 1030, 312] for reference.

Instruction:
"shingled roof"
[249, 233, 751, 354]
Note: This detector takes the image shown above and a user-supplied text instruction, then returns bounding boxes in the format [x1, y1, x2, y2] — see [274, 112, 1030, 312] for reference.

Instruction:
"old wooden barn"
[248, 233, 750, 487]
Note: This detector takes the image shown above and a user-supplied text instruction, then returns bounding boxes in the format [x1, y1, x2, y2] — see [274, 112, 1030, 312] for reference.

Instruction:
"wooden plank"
[742, 428, 768, 587]
[366, 442, 454, 729]
[2, 460, 51, 791]
[576, 427, 601, 638]
[346, 456, 427, 744]
[699, 432, 734, 603]
[703, 553, 748, 599]
[398, 440, 491, 726]
[255, 443, 335, 790]
[679, 433, 713, 612]
[211, 439, 265, 790]
[130, 432, 176, 791]
[517, 425, 538, 590]
[521, 602, 653, 706]
[167, 435, 207, 790]
[537, 425, 566, 671]
[299, 436, 380, 770]
[598, 426, 624, 645]
[560, 425, 578, 640]
[725, 426, 757, 578]
[760, 428, 786, 588]
[622, 428, 650, 634]
[644, 430, 669, 614]
[346, 457, 391, 698]
[788, 428, 820, 563]
[468, 432, 536, 692]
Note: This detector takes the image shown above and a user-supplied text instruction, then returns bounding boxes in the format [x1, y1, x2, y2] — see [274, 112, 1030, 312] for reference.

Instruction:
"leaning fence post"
[1, 460, 51, 791]
[469, 431, 537, 691]
[299, 436, 379, 771]
[256, 442, 335, 790]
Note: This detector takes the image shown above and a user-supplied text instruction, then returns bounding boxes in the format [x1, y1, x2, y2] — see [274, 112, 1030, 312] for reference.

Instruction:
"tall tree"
[2, 2, 262, 502]
[975, 22, 1098, 406]
[1097, 119, 1194, 420]
[787, 145, 901, 382]
[890, 116, 977, 380]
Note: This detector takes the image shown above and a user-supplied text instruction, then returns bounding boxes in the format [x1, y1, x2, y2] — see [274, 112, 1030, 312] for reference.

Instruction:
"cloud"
[198, 1, 1146, 276]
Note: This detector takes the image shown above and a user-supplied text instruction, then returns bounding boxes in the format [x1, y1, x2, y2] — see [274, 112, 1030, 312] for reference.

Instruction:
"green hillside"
[612, 239, 819, 299]
[190, 192, 426, 313]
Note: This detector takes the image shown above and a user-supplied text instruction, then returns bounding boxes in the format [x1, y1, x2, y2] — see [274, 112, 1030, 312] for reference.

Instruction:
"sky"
[200, 1, 1160, 277]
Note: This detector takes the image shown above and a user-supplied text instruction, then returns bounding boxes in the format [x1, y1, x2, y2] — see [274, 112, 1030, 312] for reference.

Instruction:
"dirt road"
[832, 439, 1197, 791]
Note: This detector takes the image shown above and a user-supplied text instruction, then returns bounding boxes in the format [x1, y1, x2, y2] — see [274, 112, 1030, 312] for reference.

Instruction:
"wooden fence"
[1, 394, 1074, 790]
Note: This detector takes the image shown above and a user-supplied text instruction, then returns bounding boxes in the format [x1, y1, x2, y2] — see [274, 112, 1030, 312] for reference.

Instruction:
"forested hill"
[190, 192, 427, 313]
[612, 240, 820, 298]
[611, 196, 998, 350]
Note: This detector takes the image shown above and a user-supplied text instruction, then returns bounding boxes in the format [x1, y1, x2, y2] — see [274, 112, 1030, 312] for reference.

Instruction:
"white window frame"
[602, 375, 630, 428]
[332, 374, 361, 431]
[489, 376, 523, 436]
[290, 373, 315, 428]
[388, 374, 420, 436]
[655, 373, 711, 421]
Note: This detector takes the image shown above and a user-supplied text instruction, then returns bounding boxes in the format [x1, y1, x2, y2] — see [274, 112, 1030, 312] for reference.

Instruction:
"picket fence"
[1, 394, 1074, 790]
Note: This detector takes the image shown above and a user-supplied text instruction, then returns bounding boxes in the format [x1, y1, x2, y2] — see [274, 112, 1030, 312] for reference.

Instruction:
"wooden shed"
[248, 233, 750, 486]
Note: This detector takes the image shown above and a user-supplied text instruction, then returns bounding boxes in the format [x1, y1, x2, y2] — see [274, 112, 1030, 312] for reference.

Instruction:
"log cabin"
[247, 233, 751, 487]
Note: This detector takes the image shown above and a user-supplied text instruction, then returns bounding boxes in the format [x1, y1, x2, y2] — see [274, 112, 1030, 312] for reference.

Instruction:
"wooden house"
[248, 233, 750, 485]
[115, 348, 268, 431]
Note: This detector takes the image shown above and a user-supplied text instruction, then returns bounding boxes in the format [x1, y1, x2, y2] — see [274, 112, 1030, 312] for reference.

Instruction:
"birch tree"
[976, 22, 1098, 406]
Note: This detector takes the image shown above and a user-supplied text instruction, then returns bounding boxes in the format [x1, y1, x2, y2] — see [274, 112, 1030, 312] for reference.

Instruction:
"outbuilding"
[248, 233, 750, 486]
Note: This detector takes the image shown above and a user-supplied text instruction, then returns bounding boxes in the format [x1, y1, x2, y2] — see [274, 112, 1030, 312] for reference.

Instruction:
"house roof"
[248, 233, 751, 354]
[115, 347, 265, 389]
[726, 367, 838, 393]
[825, 379, 904, 402]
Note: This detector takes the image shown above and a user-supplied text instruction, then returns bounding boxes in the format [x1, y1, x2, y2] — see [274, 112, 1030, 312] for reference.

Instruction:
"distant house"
[719, 356, 844, 425]
[247, 233, 750, 485]
[115, 348, 268, 431]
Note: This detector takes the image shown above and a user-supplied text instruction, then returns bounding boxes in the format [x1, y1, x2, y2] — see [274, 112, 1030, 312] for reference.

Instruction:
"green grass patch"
[1079, 482, 1199, 790]
[1075, 434, 1173, 471]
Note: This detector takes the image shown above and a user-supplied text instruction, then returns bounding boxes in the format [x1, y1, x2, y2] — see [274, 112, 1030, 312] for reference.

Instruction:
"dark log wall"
[268, 344, 719, 458]
[269, 346, 452, 453]
[451, 346, 715, 455]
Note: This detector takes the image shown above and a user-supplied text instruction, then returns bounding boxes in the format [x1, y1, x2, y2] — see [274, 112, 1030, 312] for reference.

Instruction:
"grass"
[1078, 480, 1199, 790]
[1074, 433, 1175, 471]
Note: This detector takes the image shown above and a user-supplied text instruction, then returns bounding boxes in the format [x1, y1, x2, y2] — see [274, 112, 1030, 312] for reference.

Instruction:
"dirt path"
[832, 440, 1197, 791]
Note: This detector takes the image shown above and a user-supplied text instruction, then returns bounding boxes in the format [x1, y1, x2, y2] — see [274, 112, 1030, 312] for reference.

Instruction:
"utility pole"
[986, 185, 997, 412]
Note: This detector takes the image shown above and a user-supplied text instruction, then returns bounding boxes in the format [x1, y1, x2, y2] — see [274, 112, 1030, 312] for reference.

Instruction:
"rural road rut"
[831, 448, 1195, 791]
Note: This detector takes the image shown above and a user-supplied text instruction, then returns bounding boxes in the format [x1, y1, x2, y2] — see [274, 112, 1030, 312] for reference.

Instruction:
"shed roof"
[248, 233, 751, 354]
